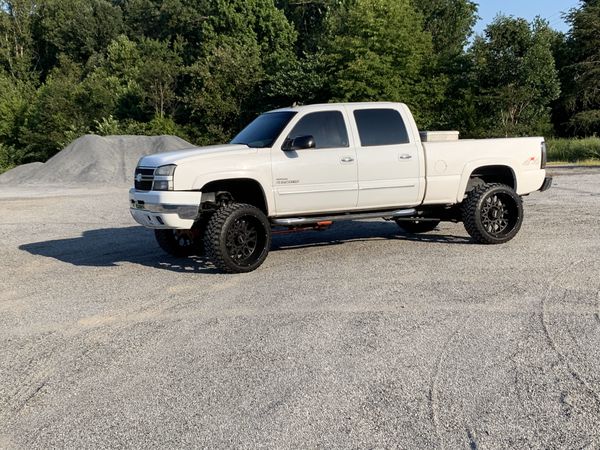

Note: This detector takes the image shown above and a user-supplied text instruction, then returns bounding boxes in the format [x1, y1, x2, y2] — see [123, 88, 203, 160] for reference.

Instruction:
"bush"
[546, 138, 600, 162]
[92, 115, 192, 141]
[93, 115, 122, 135]
[0, 143, 19, 174]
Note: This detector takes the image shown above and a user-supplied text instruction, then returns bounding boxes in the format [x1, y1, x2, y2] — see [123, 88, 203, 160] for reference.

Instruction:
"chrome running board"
[271, 208, 417, 226]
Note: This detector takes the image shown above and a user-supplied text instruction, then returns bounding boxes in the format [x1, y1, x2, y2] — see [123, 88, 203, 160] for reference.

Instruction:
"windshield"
[231, 111, 297, 148]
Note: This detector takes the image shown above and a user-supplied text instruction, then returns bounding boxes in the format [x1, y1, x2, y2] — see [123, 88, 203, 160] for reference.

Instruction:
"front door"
[271, 110, 358, 215]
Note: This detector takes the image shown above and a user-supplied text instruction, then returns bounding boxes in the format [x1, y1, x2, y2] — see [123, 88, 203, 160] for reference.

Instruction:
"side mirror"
[283, 135, 316, 151]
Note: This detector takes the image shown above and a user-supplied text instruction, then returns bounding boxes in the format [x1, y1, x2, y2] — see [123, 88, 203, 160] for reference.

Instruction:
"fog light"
[177, 206, 199, 220]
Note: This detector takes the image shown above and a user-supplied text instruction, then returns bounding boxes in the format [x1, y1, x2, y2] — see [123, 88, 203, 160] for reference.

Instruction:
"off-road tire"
[462, 183, 523, 244]
[154, 216, 209, 257]
[204, 203, 272, 273]
[396, 219, 440, 234]
[154, 229, 197, 257]
[190, 215, 211, 255]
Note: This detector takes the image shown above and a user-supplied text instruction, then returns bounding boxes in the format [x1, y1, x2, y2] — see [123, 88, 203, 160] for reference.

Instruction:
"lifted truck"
[130, 102, 552, 273]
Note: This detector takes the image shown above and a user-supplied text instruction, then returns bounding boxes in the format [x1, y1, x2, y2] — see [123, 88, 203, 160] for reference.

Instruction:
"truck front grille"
[134, 167, 155, 190]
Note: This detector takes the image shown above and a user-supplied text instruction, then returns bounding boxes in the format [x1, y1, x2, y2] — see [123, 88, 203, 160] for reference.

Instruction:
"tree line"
[0, 0, 598, 171]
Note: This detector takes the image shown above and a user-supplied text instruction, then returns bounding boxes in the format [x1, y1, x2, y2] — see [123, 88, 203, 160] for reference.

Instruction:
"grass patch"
[547, 137, 600, 162]
[547, 159, 600, 167]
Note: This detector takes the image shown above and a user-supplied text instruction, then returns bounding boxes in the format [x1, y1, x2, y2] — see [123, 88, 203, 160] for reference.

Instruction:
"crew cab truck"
[129, 102, 552, 273]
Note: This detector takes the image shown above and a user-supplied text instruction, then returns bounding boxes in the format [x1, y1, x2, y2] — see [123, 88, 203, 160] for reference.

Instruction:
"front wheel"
[204, 203, 272, 273]
[154, 229, 198, 257]
[461, 183, 523, 244]
[154, 216, 208, 257]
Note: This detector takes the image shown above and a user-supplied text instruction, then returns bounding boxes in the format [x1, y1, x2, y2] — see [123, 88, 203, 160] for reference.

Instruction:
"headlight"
[153, 164, 176, 191]
[154, 164, 176, 176]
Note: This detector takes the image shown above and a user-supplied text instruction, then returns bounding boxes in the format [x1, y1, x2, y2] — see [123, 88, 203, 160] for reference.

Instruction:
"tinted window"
[354, 109, 410, 146]
[231, 111, 297, 148]
[286, 111, 349, 149]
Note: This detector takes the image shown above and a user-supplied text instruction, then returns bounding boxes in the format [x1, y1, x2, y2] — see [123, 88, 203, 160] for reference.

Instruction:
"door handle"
[399, 154, 413, 160]
[341, 156, 354, 163]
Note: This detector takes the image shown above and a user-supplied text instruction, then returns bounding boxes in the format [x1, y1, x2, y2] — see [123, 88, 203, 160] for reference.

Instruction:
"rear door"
[271, 109, 358, 215]
[348, 106, 422, 209]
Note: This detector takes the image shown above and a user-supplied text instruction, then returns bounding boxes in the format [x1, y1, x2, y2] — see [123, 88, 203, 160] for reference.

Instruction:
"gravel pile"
[0, 134, 193, 185]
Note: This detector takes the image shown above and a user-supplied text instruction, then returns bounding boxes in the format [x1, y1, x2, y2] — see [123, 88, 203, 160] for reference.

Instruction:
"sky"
[474, 0, 581, 35]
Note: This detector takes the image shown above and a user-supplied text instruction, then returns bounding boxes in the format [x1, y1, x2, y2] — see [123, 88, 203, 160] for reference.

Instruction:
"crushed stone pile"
[0, 134, 193, 185]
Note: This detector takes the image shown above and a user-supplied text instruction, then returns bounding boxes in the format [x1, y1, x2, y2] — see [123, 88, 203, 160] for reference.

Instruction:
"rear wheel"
[204, 203, 271, 273]
[396, 219, 440, 234]
[462, 183, 523, 244]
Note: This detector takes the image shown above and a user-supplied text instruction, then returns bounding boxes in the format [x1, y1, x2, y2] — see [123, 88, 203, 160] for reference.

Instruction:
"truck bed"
[422, 137, 547, 205]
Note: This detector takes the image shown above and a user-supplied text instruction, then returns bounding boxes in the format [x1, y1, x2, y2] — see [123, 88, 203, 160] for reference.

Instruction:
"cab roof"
[268, 102, 407, 114]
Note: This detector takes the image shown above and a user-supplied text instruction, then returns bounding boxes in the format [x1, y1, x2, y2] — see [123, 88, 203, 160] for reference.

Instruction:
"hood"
[137, 144, 252, 168]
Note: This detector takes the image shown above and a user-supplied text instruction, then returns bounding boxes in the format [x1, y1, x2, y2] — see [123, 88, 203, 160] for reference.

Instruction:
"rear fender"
[456, 159, 518, 203]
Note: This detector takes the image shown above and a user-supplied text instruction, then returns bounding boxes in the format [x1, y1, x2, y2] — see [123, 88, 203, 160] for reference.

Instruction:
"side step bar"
[271, 208, 417, 226]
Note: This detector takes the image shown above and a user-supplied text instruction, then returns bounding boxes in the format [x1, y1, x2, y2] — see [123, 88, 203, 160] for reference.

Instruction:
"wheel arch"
[457, 163, 517, 202]
[200, 178, 270, 215]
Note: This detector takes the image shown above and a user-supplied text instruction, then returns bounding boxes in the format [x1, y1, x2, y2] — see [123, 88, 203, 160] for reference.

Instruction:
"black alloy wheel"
[480, 193, 515, 237]
[154, 216, 209, 257]
[225, 217, 261, 265]
[462, 183, 523, 244]
[154, 229, 196, 257]
[204, 203, 271, 273]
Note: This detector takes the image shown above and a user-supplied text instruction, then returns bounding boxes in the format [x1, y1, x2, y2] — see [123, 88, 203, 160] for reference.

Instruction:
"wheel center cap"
[490, 208, 502, 219]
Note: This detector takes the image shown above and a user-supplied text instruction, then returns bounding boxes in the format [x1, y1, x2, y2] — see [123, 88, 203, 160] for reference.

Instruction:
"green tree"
[20, 57, 88, 162]
[325, 0, 437, 125]
[203, 0, 297, 71]
[560, 0, 600, 135]
[0, 71, 33, 147]
[119, 0, 210, 62]
[184, 37, 264, 143]
[0, 0, 37, 79]
[138, 38, 183, 119]
[33, 0, 123, 75]
[414, 0, 478, 62]
[411, 0, 479, 132]
[182, 0, 298, 142]
[277, 0, 341, 54]
[262, 51, 330, 107]
[80, 34, 185, 125]
[471, 17, 561, 137]
[87, 34, 145, 121]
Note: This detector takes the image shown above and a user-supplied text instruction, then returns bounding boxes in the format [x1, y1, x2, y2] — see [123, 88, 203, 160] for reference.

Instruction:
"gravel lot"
[1, 169, 599, 448]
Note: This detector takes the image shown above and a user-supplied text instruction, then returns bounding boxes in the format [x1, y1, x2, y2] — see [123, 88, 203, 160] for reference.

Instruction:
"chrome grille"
[134, 167, 155, 190]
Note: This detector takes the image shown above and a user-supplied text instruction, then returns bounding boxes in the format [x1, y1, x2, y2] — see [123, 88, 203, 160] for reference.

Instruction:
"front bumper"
[539, 176, 553, 192]
[128, 188, 202, 229]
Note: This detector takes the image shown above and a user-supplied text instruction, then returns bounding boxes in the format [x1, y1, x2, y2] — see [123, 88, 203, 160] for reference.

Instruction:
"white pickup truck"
[130, 102, 552, 273]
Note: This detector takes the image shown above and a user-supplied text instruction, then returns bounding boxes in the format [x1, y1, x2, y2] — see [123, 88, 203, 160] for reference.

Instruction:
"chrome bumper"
[128, 188, 202, 229]
[129, 200, 198, 218]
